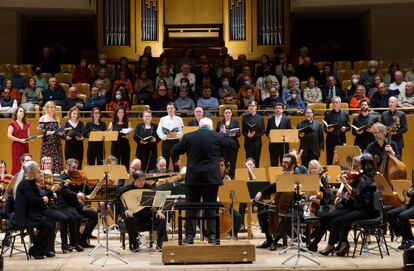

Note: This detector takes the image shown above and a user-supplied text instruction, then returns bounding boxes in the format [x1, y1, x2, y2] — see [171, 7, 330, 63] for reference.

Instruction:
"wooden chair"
[41, 73, 52, 82]
[234, 168, 267, 181]
[55, 72, 72, 84]
[342, 80, 352, 90]
[334, 61, 352, 72]
[267, 167, 283, 183]
[336, 69, 353, 84]
[59, 83, 70, 94]
[378, 60, 391, 70]
[353, 61, 369, 73]
[329, 102, 349, 110]
[72, 83, 91, 96]
[131, 105, 150, 117]
[219, 104, 238, 116]
[19, 64, 33, 73]
[307, 102, 327, 115]
[60, 64, 75, 73]
[19, 72, 32, 81]
[314, 61, 331, 70]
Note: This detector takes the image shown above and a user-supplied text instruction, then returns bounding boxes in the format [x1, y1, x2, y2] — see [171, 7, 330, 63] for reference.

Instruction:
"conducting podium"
[269, 129, 299, 155]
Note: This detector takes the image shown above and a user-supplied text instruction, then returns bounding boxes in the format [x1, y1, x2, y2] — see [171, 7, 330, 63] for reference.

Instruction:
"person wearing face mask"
[174, 63, 196, 93]
[93, 54, 115, 81]
[239, 75, 260, 102]
[285, 88, 305, 115]
[72, 58, 92, 84]
[360, 60, 379, 91]
[281, 76, 302, 105]
[106, 89, 130, 118]
[218, 78, 237, 104]
[352, 99, 378, 152]
[344, 74, 360, 103]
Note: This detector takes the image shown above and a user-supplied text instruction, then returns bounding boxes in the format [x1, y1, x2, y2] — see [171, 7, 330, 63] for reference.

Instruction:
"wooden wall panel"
[164, 0, 223, 25]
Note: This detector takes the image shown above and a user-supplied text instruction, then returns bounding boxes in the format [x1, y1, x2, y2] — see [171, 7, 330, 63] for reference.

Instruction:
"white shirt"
[173, 72, 196, 92]
[275, 114, 283, 127]
[389, 81, 406, 97]
[157, 114, 184, 140]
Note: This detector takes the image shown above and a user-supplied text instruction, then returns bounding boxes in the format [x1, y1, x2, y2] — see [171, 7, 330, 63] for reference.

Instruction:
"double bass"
[380, 120, 407, 208]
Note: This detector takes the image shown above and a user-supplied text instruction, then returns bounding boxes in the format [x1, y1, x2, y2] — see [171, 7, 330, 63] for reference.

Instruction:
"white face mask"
[99, 59, 106, 65]
[352, 78, 359, 84]
[181, 82, 188, 88]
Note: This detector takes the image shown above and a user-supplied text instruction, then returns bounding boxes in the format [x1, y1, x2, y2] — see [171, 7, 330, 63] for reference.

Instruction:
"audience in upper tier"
[1, 45, 414, 117]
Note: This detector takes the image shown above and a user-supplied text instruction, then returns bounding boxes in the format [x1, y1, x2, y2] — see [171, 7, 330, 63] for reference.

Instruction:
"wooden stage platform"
[2, 232, 409, 271]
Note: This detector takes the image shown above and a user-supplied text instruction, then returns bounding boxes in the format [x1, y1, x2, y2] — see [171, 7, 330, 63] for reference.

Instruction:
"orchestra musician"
[84, 107, 107, 165]
[217, 107, 240, 178]
[114, 170, 167, 252]
[363, 122, 400, 169]
[307, 160, 334, 216]
[171, 117, 237, 244]
[133, 110, 160, 172]
[63, 106, 85, 167]
[380, 96, 407, 158]
[39, 156, 84, 253]
[11, 161, 55, 259]
[156, 102, 184, 172]
[148, 157, 171, 174]
[352, 99, 378, 151]
[7, 107, 30, 175]
[266, 102, 292, 167]
[59, 159, 97, 248]
[317, 155, 378, 257]
[38, 101, 64, 174]
[188, 107, 204, 126]
[323, 96, 350, 165]
[108, 107, 132, 170]
[297, 107, 324, 169]
[242, 100, 265, 167]
[255, 153, 297, 251]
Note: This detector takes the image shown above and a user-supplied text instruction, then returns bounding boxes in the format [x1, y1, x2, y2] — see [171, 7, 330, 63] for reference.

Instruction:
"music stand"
[219, 180, 251, 238]
[333, 145, 361, 168]
[269, 129, 299, 155]
[275, 174, 320, 267]
[84, 165, 128, 267]
[374, 174, 396, 197]
[391, 180, 412, 204]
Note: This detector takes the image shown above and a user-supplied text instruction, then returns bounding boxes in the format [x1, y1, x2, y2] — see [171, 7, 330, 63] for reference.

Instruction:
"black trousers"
[244, 138, 262, 167]
[387, 205, 414, 241]
[87, 142, 104, 165]
[328, 208, 376, 245]
[136, 144, 157, 173]
[309, 209, 348, 246]
[124, 211, 166, 248]
[77, 208, 98, 241]
[111, 141, 131, 171]
[30, 219, 55, 255]
[257, 208, 293, 240]
[269, 143, 289, 167]
[162, 139, 179, 172]
[43, 206, 81, 246]
[185, 185, 219, 237]
[326, 136, 342, 165]
[301, 152, 319, 170]
[65, 141, 84, 168]
[221, 148, 239, 179]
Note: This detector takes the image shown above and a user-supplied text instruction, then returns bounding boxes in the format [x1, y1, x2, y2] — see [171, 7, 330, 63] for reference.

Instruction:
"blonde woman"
[38, 101, 64, 173]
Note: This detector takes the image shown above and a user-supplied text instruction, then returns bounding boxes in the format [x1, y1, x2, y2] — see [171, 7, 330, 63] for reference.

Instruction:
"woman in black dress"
[133, 110, 160, 172]
[64, 106, 85, 167]
[216, 107, 240, 178]
[12, 161, 55, 259]
[84, 107, 107, 165]
[108, 107, 132, 170]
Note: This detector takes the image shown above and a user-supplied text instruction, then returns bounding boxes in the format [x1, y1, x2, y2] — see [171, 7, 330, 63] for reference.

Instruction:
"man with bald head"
[389, 70, 407, 95]
[188, 107, 204, 126]
[398, 81, 414, 107]
[380, 96, 407, 158]
[62, 86, 85, 111]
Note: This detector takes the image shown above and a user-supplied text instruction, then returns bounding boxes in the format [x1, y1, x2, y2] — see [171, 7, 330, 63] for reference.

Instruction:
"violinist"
[113, 171, 167, 252]
[363, 122, 400, 169]
[0, 160, 12, 191]
[314, 155, 378, 257]
[59, 158, 97, 248]
[40, 156, 84, 253]
[11, 161, 55, 259]
[307, 160, 333, 216]
[255, 153, 297, 251]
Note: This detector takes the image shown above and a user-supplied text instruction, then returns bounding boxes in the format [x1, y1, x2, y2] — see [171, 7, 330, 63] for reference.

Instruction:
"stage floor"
[2, 229, 407, 271]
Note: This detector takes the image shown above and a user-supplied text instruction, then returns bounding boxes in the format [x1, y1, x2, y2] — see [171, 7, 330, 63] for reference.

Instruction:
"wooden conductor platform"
[162, 240, 255, 264]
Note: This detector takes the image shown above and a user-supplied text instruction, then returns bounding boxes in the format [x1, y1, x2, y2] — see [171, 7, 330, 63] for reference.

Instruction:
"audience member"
[370, 82, 398, 114]
[349, 85, 369, 114]
[384, 62, 400, 86]
[197, 87, 219, 116]
[174, 63, 196, 94]
[114, 70, 134, 98]
[218, 78, 237, 104]
[255, 54, 273, 78]
[239, 75, 260, 103]
[303, 76, 322, 103]
[72, 58, 92, 84]
[33, 67, 48, 91]
[296, 56, 320, 82]
[115, 56, 134, 81]
[285, 88, 305, 115]
[21, 77, 43, 111]
[36, 46, 61, 75]
[389, 70, 406, 95]
[405, 58, 414, 82]
[360, 60, 379, 90]
[174, 86, 195, 115]
[107, 89, 130, 118]
[151, 85, 171, 116]
[93, 54, 115, 81]
[262, 87, 283, 112]
[42, 77, 66, 105]
[367, 74, 382, 98]
[318, 63, 338, 89]
[9, 65, 27, 91]
[322, 76, 343, 104]
[0, 88, 18, 117]
[256, 69, 280, 101]
[282, 76, 302, 105]
[85, 86, 107, 111]
[62, 86, 85, 111]
[3, 79, 21, 104]
[398, 81, 414, 108]
[175, 47, 197, 73]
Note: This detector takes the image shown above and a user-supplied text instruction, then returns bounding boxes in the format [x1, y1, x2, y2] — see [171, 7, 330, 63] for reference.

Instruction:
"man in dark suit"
[297, 107, 324, 168]
[171, 118, 237, 244]
[322, 76, 343, 105]
[324, 96, 350, 165]
[187, 107, 204, 126]
[266, 103, 292, 166]
[380, 96, 407, 159]
[242, 100, 265, 166]
[352, 99, 378, 152]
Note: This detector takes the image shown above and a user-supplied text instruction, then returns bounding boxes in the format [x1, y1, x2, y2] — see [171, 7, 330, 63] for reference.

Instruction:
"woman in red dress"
[7, 107, 30, 175]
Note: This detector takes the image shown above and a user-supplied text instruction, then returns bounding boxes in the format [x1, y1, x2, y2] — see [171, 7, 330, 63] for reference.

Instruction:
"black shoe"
[269, 241, 277, 251]
[73, 245, 85, 252]
[183, 235, 194, 244]
[307, 243, 318, 252]
[336, 244, 350, 257]
[61, 244, 74, 253]
[398, 240, 414, 250]
[208, 234, 218, 244]
[45, 252, 56, 257]
[319, 246, 335, 256]
[29, 249, 45, 260]
[79, 240, 95, 248]
[256, 240, 272, 249]
[129, 247, 140, 253]
[89, 235, 97, 239]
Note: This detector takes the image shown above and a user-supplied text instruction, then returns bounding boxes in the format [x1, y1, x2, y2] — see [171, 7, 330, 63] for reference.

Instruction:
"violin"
[334, 170, 361, 207]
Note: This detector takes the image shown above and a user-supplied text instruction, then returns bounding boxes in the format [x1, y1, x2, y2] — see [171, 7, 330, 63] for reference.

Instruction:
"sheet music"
[153, 191, 171, 208]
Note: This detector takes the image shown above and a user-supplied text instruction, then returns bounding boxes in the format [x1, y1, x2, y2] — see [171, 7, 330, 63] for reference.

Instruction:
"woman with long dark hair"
[63, 106, 85, 167]
[84, 107, 107, 165]
[108, 107, 132, 169]
[7, 107, 30, 175]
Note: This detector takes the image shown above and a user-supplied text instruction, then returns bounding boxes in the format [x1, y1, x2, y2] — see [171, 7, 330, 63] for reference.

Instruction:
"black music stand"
[85, 165, 128, 267]
[275, 174, 320, 267]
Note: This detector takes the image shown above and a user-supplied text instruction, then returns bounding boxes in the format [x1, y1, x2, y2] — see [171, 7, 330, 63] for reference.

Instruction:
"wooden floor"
[1, 228, 408, 271]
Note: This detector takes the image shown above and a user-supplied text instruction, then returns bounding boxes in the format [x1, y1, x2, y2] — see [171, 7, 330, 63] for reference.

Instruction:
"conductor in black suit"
[171, 117, 237, 244]
[380, 96, 407, 159]
[324, 96, 350, 165]
[297, 107, 324, 168]
[242, 100, 265, 166]
[266, 103, 292, 166]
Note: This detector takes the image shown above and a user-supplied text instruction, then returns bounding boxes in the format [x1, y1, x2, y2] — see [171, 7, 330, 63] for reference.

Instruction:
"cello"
[379, 120, 407, 208]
